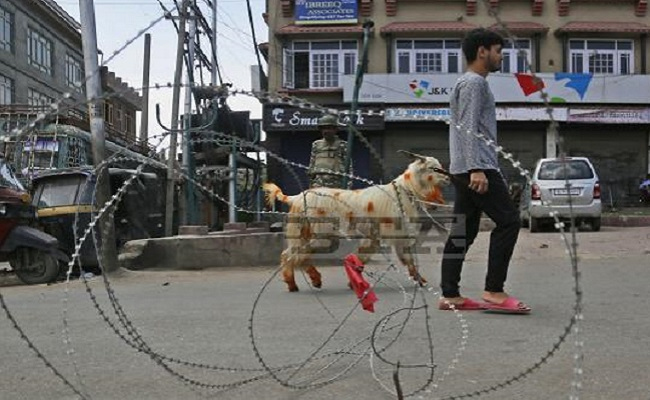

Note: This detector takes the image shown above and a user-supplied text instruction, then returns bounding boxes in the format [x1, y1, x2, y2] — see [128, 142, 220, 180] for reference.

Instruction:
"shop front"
[342, 73, 650, 204]
[262, 104, 384, 194]
[560, 108, 650, 206]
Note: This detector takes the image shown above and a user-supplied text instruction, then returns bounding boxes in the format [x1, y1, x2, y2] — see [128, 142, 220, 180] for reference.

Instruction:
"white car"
[520, 157, 602, 232]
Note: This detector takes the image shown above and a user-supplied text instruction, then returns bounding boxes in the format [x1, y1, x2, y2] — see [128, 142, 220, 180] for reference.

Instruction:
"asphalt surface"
[1, 226, 649, 400]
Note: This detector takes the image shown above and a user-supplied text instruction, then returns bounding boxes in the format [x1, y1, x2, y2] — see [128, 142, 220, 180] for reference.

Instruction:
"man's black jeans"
[440, 169, 521, 298]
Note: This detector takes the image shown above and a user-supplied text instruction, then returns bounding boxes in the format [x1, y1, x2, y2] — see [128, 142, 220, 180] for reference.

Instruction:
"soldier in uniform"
[308, 115, 352, 189]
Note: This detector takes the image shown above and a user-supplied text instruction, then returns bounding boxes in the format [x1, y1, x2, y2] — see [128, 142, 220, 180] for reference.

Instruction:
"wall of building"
[0, 0, 143, 148]
[0, 0, 85, 105]
[264, 0, 650, 205]
[267, 0, 650, 91]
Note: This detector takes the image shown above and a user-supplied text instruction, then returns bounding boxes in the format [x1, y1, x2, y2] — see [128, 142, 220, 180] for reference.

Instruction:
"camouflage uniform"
[308, 137, 352, 189]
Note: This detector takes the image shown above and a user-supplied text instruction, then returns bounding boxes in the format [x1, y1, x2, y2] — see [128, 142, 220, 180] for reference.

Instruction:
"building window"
[569, 39, 633, 74]
[115, 104, 123, 131]
[283, 40, 357, 89]
[65, 54, 84, 91]
[125, 112, 134, 135]
[395, 39, 462, 74]
[27, 28, 53, 75]
[0, 74, 13, 104]
[104, 102, 113, 125]
[501, 39, 531, 73]
[0, 7, 13, 52]
[27, 88, 53, 106]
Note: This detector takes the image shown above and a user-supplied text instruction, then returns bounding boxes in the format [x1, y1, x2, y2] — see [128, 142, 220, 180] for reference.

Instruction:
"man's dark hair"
[462, 28, 504, 63]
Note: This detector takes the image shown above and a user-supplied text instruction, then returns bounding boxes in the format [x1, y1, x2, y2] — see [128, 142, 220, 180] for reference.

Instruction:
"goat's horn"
[397, 149, 427, 161]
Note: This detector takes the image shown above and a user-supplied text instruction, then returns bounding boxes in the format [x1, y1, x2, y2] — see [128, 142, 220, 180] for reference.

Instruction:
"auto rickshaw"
[0, 153, 68, 284]
[30, 167, 165, 272]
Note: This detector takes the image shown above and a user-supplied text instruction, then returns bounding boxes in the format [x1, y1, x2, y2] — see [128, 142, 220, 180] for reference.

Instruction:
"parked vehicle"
[0, 154, 68, 284]
[640, 178, 650, 204]
[520, 157, 602, 232]
[30, 167, 165, 272]
[7, 123, 155, 183]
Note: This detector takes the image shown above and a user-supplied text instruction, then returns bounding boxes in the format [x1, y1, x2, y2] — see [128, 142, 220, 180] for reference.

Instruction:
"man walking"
[439, 28, 530, 314]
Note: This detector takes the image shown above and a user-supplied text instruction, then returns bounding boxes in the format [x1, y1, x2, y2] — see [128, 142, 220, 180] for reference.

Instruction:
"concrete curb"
[601, 215, 650, 227]
[119, 232, 285, 271]
[118, 214, 649, 271]
[479, 215, 650, 231]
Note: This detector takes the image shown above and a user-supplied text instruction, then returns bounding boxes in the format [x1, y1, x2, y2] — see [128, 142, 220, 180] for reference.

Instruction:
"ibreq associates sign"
[295, 0, 358, 25]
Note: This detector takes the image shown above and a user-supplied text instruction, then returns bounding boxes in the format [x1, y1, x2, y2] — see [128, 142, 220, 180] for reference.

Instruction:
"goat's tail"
[262, 183, 291, 206]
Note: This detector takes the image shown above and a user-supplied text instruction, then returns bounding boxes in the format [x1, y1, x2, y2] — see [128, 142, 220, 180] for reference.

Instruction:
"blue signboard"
[295, 0, 358, 25]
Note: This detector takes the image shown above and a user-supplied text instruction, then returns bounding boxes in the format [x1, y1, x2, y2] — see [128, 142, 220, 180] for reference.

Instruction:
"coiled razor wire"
[46, 138, 432, 396]
[83, 153, 438, 395]
[54, 114, 576, 398]
[0, 2, 588, 399]
[1, 92, 584, 399]
[1, 96, 584, 399]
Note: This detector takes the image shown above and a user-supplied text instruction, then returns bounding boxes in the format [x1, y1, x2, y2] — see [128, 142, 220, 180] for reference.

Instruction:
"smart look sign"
[262, 105, 384, 131]
[295, 0, 358, 25]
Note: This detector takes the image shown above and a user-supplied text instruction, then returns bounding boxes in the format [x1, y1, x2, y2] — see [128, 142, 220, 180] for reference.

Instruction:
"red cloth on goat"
[344, 254, 378, 312]
[425, 186, 445, 204]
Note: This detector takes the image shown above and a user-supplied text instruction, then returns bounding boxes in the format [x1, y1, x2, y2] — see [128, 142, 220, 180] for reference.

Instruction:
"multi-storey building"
[0, 0, 142, 147]
[263, 0, 650, 204]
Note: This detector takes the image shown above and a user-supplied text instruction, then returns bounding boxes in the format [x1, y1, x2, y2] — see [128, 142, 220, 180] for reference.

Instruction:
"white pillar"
[546, 122, 558, 158]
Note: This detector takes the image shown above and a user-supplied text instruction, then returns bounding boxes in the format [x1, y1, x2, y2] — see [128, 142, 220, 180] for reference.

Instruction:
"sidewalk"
[601, 207, 650, 227]
[473, 206, 650, 231]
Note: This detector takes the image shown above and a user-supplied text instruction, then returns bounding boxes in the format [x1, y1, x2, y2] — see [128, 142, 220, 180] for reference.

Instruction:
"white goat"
[263, 153, 450, 292]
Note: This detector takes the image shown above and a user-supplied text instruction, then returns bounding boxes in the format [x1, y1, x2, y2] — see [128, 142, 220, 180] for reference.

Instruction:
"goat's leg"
[304, 265, 322, 288]
[280, 250, 299, 292]
[396, 246, 427, 286]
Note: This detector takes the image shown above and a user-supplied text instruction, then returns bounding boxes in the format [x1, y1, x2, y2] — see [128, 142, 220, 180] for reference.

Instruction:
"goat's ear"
[397, 149, 427, 162]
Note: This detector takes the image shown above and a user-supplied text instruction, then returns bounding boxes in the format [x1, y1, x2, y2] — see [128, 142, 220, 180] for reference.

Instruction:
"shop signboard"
[567, 108, 650, 124]
[263, 105, 384, 131]
[385, 107, 568, 122]
[295, 0, 358, 25]
[343, 73, 650, 104]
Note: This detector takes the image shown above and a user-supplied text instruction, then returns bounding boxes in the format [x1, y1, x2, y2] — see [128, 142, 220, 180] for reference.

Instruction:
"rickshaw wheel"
[11, 248, 61, 285]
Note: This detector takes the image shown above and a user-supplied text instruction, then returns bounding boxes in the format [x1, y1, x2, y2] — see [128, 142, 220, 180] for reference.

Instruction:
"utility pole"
[165, 0, 188, 236]
[228, 129, 237, 223]
[211, 0, 218, 86]
[183, 0, 198, 225]
[79, 0, 119, 272]
[343, 20, 374, 189]
[209, 0, 235, 223]
[139, 33, 151, 143]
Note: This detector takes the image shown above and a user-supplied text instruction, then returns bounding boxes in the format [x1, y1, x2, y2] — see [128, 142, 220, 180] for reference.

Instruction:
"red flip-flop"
[483, 297, 531, 314]
[438, 298, 487, 311]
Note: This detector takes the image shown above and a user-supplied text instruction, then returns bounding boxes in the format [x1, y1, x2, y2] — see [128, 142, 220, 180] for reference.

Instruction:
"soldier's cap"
[318, 114, 339, 128]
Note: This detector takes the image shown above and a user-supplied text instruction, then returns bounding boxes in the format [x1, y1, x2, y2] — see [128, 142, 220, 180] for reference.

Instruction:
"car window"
[34, 176, 84, 207]
[538, 160, 594, 180]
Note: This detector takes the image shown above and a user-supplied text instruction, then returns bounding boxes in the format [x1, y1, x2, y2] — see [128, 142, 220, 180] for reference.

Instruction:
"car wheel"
[529, 217, 540, 233]
[521, 213, 529, 228]
[591, 217, 601, 232]
[10, 248, 61, 285]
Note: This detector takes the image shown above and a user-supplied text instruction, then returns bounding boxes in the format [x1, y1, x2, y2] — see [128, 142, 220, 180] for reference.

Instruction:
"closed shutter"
[563, 127, 646, 206]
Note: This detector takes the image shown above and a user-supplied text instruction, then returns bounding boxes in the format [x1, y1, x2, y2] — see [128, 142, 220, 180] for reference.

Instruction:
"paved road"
[1, 227, 649, 400]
